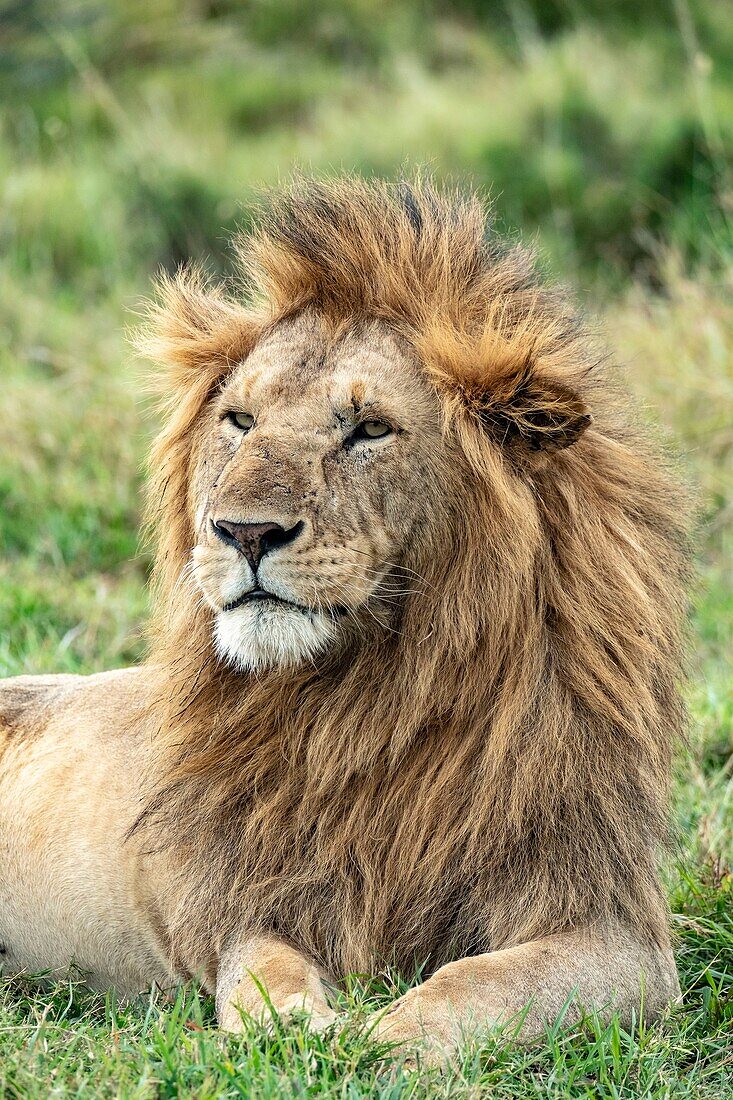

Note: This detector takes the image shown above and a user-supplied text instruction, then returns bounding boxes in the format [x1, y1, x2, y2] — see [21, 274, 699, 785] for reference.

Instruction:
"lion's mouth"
[223, 587, 351, 618]
[223, 587, 309, 614]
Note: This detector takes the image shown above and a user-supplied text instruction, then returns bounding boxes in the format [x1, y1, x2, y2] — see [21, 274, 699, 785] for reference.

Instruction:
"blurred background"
[0, 2, 730, 795]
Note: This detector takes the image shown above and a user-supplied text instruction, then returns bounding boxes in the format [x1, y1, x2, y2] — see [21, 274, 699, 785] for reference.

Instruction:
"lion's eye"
[227, 411, 255, 431]
[353, 419, 392, 441]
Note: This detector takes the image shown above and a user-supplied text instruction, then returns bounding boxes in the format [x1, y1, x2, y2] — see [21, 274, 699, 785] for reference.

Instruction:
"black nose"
[212, 518, 304, 573]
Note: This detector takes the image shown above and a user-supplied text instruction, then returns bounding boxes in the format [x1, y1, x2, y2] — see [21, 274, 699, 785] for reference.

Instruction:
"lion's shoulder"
[0, 674, 82, 734]
[0, 667, 150, 744]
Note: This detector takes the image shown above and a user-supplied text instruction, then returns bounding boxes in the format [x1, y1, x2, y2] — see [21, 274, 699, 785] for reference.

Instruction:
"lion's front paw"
[370, 987, 456, 1063]
[277, 993, 339, 1033]
[219, 984, 338, 1034]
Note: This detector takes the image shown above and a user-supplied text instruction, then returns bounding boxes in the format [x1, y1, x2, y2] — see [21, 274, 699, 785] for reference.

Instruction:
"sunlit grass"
[2, 878, 731, 1099]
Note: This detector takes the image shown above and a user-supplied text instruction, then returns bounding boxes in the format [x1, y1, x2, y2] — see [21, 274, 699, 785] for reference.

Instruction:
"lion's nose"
[212, 519, 304, 573]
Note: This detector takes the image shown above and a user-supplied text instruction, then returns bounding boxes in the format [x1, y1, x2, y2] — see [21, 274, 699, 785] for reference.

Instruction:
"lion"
[0, 176, 690, 1057]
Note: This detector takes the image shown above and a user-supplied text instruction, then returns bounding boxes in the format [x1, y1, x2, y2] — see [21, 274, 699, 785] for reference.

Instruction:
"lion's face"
[190, 312, 446, 671]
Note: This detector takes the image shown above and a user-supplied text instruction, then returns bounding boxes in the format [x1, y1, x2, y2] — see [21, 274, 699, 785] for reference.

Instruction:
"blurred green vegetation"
[1, 0, 732, 287]
[0, 3, 731, 1095]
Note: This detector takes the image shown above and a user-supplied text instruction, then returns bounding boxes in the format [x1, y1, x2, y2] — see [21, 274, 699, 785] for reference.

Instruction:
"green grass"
[1, 886, 731, 1100]
[0, 2, 731, 1096]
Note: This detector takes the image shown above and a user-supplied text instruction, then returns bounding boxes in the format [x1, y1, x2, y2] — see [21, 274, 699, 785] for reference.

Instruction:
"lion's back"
[0, 667, 151, 750]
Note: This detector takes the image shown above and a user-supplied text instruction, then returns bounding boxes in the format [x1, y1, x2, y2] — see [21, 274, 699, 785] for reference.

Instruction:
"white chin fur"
[213, 602, 337, 672]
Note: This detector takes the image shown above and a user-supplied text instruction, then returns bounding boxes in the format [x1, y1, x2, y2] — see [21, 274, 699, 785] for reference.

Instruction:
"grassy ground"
[0, 3, 731, 1096]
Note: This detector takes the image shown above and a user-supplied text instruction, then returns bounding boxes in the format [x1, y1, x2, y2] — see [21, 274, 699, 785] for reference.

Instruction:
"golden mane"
[135, 177, 691, 979]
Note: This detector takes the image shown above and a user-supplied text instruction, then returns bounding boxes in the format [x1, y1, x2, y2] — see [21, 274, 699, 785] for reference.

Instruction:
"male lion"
[0, 177, 689, 1057]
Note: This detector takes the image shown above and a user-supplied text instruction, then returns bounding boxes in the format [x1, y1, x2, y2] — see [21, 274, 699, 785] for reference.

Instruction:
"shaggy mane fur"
[136, 177, 691, 979]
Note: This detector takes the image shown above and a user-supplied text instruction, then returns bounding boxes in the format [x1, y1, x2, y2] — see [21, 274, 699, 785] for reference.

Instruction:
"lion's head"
[189, 313, 446, 671]
[141, 177, 593, 676]
[136, 177, 690, 977]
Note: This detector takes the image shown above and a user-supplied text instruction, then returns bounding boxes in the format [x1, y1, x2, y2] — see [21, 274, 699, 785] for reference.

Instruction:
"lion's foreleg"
[215, 935, 337, 1032]
[372, 927, 680, 1058]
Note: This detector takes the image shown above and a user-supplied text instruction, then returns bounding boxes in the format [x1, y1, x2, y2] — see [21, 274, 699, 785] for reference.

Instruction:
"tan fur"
[372, 926, 680, 1059]
[216, 935, 336, 1032]
[0, 176, 690, 1053]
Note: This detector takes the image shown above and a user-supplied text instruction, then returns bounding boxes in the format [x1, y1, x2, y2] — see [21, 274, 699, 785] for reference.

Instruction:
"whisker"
[322, 580, 409, 639]
[347, 548, 435, 589]
[324, 580, 410, 606]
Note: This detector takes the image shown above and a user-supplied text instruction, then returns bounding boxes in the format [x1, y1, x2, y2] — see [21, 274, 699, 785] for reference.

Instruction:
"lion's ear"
[134, 267, 258, 395]
[474, 368, 592, 453]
